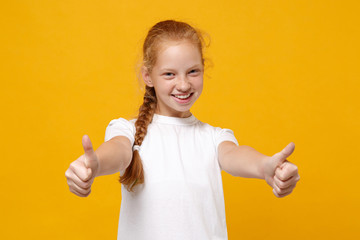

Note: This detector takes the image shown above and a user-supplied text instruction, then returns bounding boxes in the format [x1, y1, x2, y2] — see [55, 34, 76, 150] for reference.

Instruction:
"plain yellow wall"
[1, 0, 359, 239]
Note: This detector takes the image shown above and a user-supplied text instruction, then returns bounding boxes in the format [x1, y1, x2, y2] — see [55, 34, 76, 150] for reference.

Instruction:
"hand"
[65, 135, 99, 197]
[263, 142, 300, 198]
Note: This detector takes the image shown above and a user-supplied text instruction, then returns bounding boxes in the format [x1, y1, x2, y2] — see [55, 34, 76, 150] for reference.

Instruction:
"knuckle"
[69, 162, 77, 172]
[278, 181, 286, 189]
[80, 182, 87, 189]
[79, 185, 91, 194]
[75, 189, 88, 197]
[69, 186, 88, 197]
[82, 181, 92, 189]
[79, 189, 87, 195]
[291, 167, 298, 175]
[83, 190, 91, 197]
[66, 179, 72, 187]
[278, 192, 287, 198]
[273, 178, 279, 187]
[283, 189, 293, 197]
[278, 173, 286, 181]
[68, 183, 74, 191]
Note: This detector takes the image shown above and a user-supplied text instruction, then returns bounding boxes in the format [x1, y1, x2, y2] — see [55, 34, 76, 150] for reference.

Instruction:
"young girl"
[65, 20, 300, 239]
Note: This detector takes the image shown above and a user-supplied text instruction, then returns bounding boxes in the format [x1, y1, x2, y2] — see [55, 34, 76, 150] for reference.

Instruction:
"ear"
[142, 66, 154, 87]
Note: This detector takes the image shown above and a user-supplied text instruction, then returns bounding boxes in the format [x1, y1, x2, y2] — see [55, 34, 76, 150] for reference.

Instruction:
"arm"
[218, 141, 269, 179]
[65, 135, 132, 197]
[94, 135, 133, 177]
[218, 141, 300, 198]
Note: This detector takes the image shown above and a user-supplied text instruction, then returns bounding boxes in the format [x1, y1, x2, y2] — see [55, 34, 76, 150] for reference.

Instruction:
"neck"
[154, 109, 192, 118]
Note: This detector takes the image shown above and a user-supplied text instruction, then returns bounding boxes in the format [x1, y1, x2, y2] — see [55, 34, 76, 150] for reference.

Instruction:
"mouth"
[171, 93, 194, 103]
[172, 93, 192, 99]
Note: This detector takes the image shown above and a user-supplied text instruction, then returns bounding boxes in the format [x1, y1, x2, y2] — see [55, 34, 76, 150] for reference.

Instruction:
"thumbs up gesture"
[65, 135, 100, 197]
[263, 142, 300, 198]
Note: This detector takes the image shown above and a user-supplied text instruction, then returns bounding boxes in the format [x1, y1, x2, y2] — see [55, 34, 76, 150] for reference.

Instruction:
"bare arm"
[218, 141, 269, 179]
[94, 135, 133, 177]
[218, 141, 300, 198]
[65, 135, 132, 197]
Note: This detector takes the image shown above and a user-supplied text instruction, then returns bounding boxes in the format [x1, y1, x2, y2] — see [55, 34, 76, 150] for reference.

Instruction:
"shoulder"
[196, 120, 234, 135]
[104, 117, 136, 143]
[197, 120, 239, 147]
[108, 117, 136, 126]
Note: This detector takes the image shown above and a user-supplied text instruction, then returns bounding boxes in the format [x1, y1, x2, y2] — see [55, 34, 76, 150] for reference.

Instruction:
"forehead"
[155, 40, 202, 68]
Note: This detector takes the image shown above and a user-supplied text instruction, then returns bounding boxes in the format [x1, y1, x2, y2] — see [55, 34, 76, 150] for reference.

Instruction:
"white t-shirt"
[105, 113, 239, 240]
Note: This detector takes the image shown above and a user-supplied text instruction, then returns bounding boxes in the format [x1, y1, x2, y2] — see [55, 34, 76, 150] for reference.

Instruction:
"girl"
[65, 20, 300, 239]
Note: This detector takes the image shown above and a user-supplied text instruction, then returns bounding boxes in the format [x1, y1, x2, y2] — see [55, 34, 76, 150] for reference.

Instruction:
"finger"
[69, 187, 91, 198]
[69, 160, 92, 182]
[275, 185, 294, 196]
[275, 167, 292, 181]
[273, 183, 294, 198]
[275, 165, 297, 181]
[66, 169, 93, 190]
[273, 175, 295, 190]
[82, 135, 98, 170]
[68, 180, 91, 195]
[282, 161, 299, 175]
[274, 180, 297, 193]
[280, 160, 288, 169]
[273, 188, 293, 198]
[273, 142, 295, 167]
[280, 142, 295, 159]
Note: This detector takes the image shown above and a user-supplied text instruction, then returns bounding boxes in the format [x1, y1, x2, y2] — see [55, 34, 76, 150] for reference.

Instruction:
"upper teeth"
[175, 93, 191, 99]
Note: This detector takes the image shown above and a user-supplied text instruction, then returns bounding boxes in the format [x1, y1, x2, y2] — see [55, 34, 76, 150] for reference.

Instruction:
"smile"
[171, 93, 194, 103]
[173, 93, 192, 99]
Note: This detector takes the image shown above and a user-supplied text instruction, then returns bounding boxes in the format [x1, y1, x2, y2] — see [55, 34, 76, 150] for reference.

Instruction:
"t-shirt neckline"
[152, 113, 198, 125]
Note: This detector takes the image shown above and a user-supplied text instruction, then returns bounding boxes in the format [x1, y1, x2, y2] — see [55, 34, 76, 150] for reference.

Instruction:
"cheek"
[154, 82, 173, 96]
[194, 78, 203, 92]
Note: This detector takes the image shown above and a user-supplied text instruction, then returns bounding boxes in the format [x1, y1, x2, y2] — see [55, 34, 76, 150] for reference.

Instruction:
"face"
[142, 40, 204, 118]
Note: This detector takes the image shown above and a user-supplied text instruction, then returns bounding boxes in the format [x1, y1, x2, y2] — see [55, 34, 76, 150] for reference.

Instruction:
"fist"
[264, 142, 300, 198]
[65, 135, 99, 197]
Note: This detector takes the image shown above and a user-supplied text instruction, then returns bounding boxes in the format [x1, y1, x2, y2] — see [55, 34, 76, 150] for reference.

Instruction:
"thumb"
[272, 142, 295, 167]
[82, 135, 98, 172]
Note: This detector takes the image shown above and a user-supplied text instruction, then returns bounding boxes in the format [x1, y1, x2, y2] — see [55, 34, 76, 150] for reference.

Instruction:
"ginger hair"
[120, 20, 207, 192]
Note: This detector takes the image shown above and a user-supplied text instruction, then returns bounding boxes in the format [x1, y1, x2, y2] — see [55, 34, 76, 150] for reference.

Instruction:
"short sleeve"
[104, 118, 135, 145]
[214, 127, 239, 148]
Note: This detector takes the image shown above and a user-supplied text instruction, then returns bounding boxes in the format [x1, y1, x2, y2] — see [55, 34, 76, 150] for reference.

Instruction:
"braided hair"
[120, 20, 206, 191]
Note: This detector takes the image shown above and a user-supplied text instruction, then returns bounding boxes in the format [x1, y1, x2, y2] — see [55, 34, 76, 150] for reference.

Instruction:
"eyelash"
[189, 69, 199, 74]
[164, 69, 199, 76]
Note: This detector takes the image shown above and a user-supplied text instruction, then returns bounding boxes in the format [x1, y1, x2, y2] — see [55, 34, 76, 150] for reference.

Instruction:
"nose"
[176, 75, 191, 92]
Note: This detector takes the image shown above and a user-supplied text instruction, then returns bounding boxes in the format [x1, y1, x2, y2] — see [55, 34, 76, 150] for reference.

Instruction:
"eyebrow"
[160, 64, 203, 72]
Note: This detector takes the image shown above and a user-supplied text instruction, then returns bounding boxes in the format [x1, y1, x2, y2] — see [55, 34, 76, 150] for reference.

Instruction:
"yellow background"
[1, 0, 359, 239]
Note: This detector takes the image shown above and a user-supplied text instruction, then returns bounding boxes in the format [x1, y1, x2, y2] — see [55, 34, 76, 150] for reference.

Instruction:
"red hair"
[120, 20, 207, 192]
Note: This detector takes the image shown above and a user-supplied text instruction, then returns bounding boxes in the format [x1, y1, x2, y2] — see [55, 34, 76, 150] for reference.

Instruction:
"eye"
[164, 72, 174, 77]
[189, 69, 200, 75]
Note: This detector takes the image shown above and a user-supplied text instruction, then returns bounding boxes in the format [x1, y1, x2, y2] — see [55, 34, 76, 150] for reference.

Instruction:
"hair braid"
[120, 20, 206, 192]
[119, 86, 157, 191]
